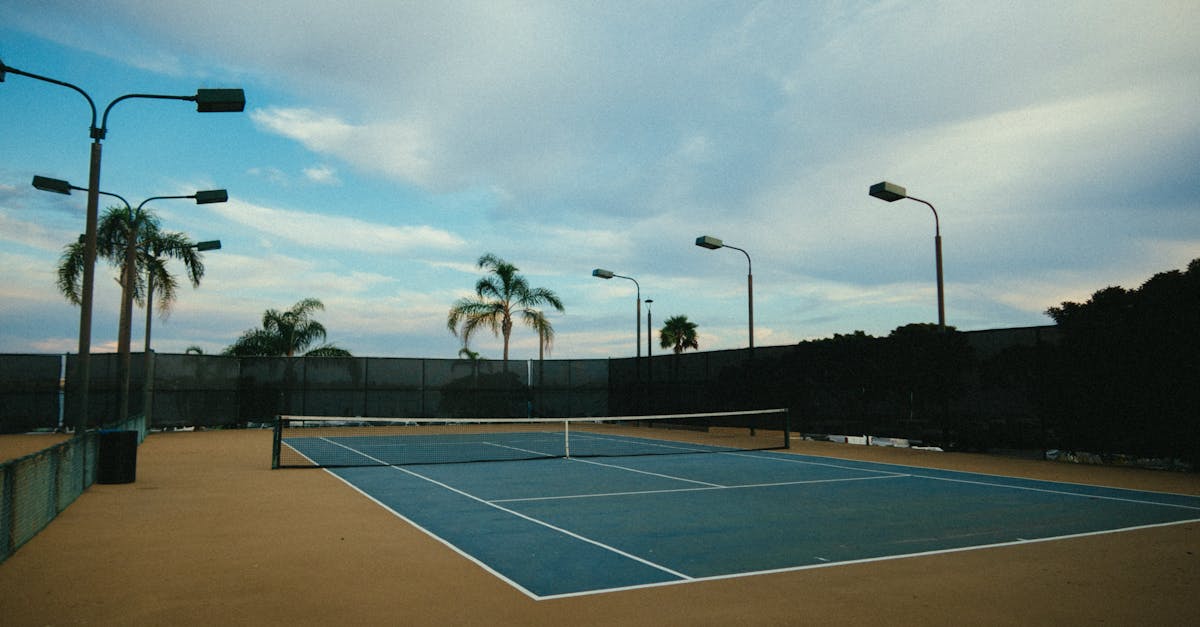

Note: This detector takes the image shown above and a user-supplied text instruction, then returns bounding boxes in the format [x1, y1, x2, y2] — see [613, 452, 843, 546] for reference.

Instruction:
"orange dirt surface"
[0, 433, 71, 463]
[1, 430, 1197, 626]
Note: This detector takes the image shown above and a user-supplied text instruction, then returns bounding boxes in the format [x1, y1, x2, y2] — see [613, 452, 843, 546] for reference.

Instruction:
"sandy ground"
[1, 430, 1197, 626]
[0, 432, 70, 463]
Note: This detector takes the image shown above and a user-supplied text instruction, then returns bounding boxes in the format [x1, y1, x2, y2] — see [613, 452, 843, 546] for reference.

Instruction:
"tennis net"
[272, 409, 789, 468]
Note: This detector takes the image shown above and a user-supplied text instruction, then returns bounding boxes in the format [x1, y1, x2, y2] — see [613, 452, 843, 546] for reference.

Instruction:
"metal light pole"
[592, 268, 641, 357]
[695, 235, 754, 350]
[143, 238, 221, 426]
[644, 299, 653, 357]
[117, 191, 227, 423]
[5, 57, 244, 431]
[869, 181, 945, 331]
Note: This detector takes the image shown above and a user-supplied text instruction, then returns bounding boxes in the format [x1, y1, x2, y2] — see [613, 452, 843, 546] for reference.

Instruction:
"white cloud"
[207, 199, 465, 253]
[302, 164, 339, 185]
[251, 107, 435, 185]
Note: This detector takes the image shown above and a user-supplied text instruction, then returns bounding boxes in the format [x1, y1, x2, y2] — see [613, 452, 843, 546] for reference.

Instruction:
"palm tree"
[223, 298, 351, 356]
[659, 315, 700, 354]
[529, 310, 555, 361]
[56, 205, 208, 311]
[141, 223, 208, 320]
[446, 253, 565, 364]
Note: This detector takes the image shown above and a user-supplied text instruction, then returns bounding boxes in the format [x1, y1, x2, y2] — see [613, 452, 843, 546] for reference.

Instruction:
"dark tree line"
[1041, 259, 1199, 462]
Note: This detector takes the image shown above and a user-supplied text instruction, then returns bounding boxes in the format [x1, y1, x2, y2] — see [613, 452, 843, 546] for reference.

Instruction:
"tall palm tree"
[528, 309, 555, 361]
[446, 253, 565, 364]
[57, 205, 209, 360]
[224, 298, 350, 357]
[659, 315, 700, 354]
[56, 205, 207, 309]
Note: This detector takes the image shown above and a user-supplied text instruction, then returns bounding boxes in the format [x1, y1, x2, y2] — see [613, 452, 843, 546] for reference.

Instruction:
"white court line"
[739, 448, 1200, 498]
[569, 456, 726, 487]
[392, 464, 693, 581]
[725, 450, 1200, 510]
[480, 441, 558, 458]
[534, 517, 1200, 601]
[909, 473, 1200, 510]
[317, 435, 693, 585]
[568, 431, 733, 454]
[492, 473, 908, 504]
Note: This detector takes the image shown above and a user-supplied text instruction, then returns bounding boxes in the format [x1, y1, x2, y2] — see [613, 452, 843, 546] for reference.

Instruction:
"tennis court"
[277, 414, 1200, 600]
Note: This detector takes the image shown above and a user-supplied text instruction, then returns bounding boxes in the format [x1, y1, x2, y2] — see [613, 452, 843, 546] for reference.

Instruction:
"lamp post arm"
[0, 61, 99, 128]
[722, 243, 753, 275]
[905, 195, 940, 237]
[98, 93, 196, 139]
[136, 194, 192, 211]
[99, 190, 132, 211]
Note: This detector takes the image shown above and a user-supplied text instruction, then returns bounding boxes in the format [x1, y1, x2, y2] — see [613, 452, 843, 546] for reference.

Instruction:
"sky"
[1, 1, 1197, 361]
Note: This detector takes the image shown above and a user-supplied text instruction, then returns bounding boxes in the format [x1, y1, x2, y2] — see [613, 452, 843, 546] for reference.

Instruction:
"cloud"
[206, 198, 465, 253]
[302, 164, 339, 185]
[251, 107, 434, 185]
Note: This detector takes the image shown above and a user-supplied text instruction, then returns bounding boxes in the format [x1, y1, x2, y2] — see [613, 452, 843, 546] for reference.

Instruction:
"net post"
[564, 418, 570, 459]
[271, 415, 282, 469]
[783, 408, 791, 449]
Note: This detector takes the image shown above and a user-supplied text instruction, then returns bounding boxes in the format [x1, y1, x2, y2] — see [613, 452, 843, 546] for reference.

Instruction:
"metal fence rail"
[1, 434, 97, 563]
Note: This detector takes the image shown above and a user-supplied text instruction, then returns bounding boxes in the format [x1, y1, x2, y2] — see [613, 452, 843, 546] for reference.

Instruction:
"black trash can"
[97, 430, 138, 484]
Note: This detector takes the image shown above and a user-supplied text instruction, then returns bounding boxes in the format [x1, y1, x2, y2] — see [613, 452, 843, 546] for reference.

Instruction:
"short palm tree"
[659, 315, 700, 354]
[446, 253, 565, 364]
[224, 298, 350, 357]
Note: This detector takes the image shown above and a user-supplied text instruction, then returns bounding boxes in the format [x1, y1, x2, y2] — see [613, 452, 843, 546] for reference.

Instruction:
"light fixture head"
[194, 240, 222, 252]
[32, 175, 75, 195]
[695, 235, 723, 249]
[194, 189, 229, 204]
[195, 88, 246, 113]
[869, 181, 907, 202]
[592, 268, 615, 279]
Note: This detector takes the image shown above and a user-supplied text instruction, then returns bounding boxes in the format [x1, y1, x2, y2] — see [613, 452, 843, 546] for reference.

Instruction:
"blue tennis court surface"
[322, 445, 1200, 600]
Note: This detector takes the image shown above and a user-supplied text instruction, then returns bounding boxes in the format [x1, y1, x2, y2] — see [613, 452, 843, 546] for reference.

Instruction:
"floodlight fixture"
[193, 189, 229, 204]
[868, 181, 908, 202]
[194, 88, 246, 112]
[32, 175, 75, 195]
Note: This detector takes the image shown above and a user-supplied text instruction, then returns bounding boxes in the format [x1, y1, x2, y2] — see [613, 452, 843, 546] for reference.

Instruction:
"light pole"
[592, 268, 641, 357]
[644, 299, 654, 357]
[695, 235, 754, 350]
[143, 239, 221, 426]
[5, 57, 244, 432]
[33, 176, 229, 423]
[869, 181, 945, 331]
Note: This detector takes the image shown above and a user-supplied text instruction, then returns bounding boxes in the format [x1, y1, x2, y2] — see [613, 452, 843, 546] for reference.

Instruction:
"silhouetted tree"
[1044, 258, 1199, 461]
[224, 298, 351, 357]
